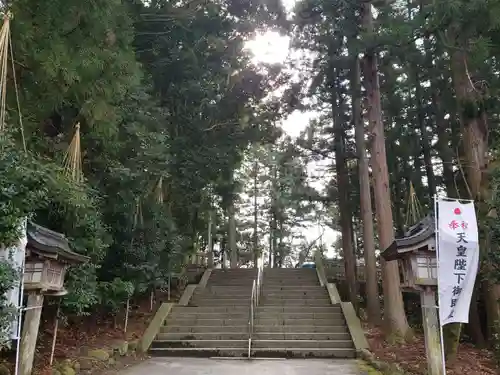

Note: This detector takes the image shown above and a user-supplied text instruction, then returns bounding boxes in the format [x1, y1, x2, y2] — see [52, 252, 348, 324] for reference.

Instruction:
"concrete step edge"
[162, 325, 248, 329]
[254, 325, 347, 329]
[250, 348, 355, 353]
[252, 339, 352, 343]
[154, 339, 248, 343]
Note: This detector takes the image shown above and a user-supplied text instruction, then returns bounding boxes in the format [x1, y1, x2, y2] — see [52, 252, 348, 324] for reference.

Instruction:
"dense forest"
[0, 0, 500, 372]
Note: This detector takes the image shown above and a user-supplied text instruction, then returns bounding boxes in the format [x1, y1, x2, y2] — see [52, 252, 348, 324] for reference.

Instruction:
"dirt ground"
[365, 326, 497, 375]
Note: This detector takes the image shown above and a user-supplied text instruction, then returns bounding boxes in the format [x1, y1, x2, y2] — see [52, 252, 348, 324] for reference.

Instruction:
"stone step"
[206, 283, 254, 287]
[208, 277, 255, 281]
[263, 285, 320, 288]
[250, 347, 356, 359]
[264, 274, 318, 277]
[211, 271, 255, 274]
[172, 306, 249, 313]
[161, 324, 349, 335]
[161, 325, 248, 334]
[254, 312, 343, 320]
[166, 318, 249, 326]
[192, 295, 251, 300]
[252, 339, 354, 349]
[157, 332, 249, 340]
[262, 286, 324, 291]
[152, 339, 248, 349]
[209, 276, 255, 279]
[255, 317, 345, 326]
[191, 296, 252, 302]
[156, 332, 352, 342]
[253, 332, 351, 340]
[259, 299, 332, 306]
[265, 272, 317, 275]
[261, 293, 329, 299]
[208, 278, 255, 281]
[149, 347, 248, 357]
[264, 276, 318, 279]
[262, 276, 319, 285]
[209, 274, 255, 277]
[199, 286, 252, 291]
[189, 299, 250, 306]
[190, 296, 250, 302]
[169, 311, 250, 319]
[191, 294, 251, 299]
[257, 306, 341, 314]
[194, 285, 252, 295]
[253, 325, 349, 333]
[210, 274, 256, 277]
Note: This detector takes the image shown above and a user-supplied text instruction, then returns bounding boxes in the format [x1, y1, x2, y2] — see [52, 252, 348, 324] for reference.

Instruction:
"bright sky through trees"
[245, 10, 339, 257]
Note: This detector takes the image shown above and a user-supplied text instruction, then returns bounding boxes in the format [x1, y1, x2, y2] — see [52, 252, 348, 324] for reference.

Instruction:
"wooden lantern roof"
[27, 222, 89, 264]
[382, 215, 436, 262]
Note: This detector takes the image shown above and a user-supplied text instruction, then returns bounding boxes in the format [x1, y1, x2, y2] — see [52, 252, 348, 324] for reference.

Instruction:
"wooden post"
[124, 298, 130, 333]
[19, 293, 44, 375]
[49, 302, 60, 366]
[420, 287, 444, 375]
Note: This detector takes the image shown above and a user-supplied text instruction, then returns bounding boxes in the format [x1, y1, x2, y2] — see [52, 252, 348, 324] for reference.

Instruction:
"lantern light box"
[24, 223, 88, 295]
[382, 215, 437, 292]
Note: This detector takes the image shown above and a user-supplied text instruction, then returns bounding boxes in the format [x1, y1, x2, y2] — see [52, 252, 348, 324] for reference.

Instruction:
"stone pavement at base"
[120, 358, 365, 375]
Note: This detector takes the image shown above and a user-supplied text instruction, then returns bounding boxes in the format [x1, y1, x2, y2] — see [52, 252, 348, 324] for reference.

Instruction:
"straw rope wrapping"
[405, 182, 424, 227]
[0, 11, 27, 152]
[62, 123, 83, 183]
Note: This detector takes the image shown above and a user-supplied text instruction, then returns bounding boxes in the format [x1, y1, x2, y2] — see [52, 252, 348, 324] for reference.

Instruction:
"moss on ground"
[357, 360, 384, 375]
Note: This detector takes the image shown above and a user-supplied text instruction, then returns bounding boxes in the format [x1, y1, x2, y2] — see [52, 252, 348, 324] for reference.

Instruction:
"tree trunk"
[221, 234, 227, 268]
[270, 160, 278, 268]
[433, 92, 456, 197]
[228, 198, 237, 268]
[434, 90, 487, 349]
[467, 281, 486, 347]
[268, 220, 273, 267]
[353, 55, 381, 324]
[271, 211, 278, 268]
[414, 71, 436, 198]
[208, 209, 214, 267]
[361, 1, 411, 339]
[253, 159, 259, 268]
[332, 73, 358, 312]
[393, 157, 407, 235]
[450, 44, 500, 342]
[277, 220, 284, 268]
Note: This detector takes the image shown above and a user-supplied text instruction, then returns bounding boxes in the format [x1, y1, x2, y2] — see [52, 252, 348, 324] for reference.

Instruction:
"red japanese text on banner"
[437, 200, 479, 325]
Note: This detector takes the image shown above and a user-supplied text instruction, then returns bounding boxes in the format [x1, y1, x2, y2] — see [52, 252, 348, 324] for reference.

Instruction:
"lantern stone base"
[20, 293, 44, 375]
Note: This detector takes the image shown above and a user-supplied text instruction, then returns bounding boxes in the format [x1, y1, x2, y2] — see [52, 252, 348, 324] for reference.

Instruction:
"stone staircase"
[149, 268, 255, 357]
[149, 267, 356, 358]
[252, 268, 355, 358]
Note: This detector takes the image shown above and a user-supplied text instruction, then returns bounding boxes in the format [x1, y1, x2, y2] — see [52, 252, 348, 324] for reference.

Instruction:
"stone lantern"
[382, 214, 443, 375]
[20, 222, 88, 375]
[24, 223, 88, 295]
[382, 215, 437, 292]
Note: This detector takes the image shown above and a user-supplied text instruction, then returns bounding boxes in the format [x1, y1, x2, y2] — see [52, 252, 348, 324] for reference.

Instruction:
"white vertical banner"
[0, 218, 27, 339]
[437, 199, 479, 325]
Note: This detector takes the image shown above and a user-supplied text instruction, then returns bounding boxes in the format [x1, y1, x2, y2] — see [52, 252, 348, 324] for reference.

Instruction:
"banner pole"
[434, 194, 447, 375]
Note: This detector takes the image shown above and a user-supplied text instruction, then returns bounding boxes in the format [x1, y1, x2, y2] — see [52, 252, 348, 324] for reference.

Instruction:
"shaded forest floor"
[366, 326, 497, 375]
[26, 290, 182, 375]
[33, 306, 150, 375]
